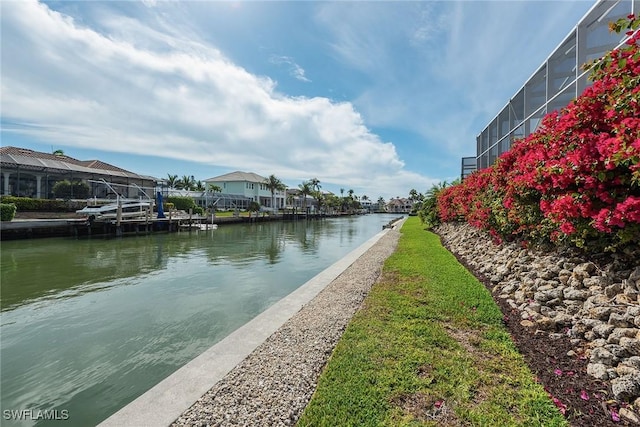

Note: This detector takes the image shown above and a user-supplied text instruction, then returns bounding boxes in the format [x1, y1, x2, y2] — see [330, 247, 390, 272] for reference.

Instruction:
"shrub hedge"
[52, 180, 90, 199]
[0, 196, 82, 212]
[0, 203, 17, 221]
[164, 197, 204, 215]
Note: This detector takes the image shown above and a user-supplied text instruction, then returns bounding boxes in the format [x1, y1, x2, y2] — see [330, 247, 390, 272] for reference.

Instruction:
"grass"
[297, 217, 567, 427]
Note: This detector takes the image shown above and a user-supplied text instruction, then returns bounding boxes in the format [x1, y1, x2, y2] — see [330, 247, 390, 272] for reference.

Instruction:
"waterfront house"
[204, 171, 286, 211]
[0, 146, 156, 199]
[285, 188, 321, 213]
[386, 197, 413, 213]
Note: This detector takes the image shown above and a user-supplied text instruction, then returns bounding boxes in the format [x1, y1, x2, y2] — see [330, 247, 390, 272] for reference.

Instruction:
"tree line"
[165, 173, 389, 213]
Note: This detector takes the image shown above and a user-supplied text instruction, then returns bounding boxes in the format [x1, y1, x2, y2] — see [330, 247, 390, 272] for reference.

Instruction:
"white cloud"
[312, 1, 479, 160]
[1, 0, 433, 200]
[314, 1, 594, 167]
[269, 55, 311, 82]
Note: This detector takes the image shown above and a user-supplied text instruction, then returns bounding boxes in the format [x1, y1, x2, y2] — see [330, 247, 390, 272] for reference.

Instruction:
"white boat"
[76, 179, 155, 221]
[76, 200, 153, 221]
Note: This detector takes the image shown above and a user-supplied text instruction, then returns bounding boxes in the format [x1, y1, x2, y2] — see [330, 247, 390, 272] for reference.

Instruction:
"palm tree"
[347, 189, 355, 213]
[419, 181, 450, 228]
[264, 174, 286, 213]
[312, 190, 325, 214]
[298, 181, 312, 214]
[178, 175, 195, 191]
[309, 178, 322, 213]
[377, 196, 386, 212]
[208, 184, 222, 193]
[408, 188, 423, 212]
[194, 180, 205, 191]
[309, 177, 321, 193]
[166, 174, 179, 189]
[52, 149, 65, 156]
[425, 181, 448, 200]
[325, 194, 340, 214]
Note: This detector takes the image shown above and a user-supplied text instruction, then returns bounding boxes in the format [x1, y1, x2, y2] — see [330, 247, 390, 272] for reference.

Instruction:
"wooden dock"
[1, 216, 214, 240]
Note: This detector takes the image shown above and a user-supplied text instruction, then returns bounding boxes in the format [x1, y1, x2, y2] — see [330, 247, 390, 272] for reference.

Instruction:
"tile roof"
[0, 146, 84, 164]
[205, 171, 268, 183]
[77, 159, 130, 173]
[0, 146, 154, 180]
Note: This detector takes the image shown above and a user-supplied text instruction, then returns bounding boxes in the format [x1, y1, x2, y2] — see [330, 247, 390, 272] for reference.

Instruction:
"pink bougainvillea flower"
[554, 368, 563, 376]
[433, 15, 640, 251]
[434, 400, 444, 409]
[580, 390, 590, 401]
[611, 407, 620, 422]
[552, 396, 567, 415]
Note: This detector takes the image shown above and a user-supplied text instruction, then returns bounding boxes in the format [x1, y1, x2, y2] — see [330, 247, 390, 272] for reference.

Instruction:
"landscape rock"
[620, 337, 640, 356]
[607, 328, 637, 344]
[609, 313, 631, 328]
[563, 287, 588, 301]
[536, 316, 556, 331]
[604, 282, 624, 297]
[619, 407, 640, 424]
[435, 222, 640, 407]
[615, 365, 639, 377]
[590, 347, 617, 366]
[520, 320, 535, 328]
[592, 323, 615, 339]
[611, 373, 640, 401]
[587, 362, 609, 380]
[621, 356, 640, 371]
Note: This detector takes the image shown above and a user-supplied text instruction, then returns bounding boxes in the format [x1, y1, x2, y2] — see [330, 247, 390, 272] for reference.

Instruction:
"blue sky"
[1, 0, 596, 200]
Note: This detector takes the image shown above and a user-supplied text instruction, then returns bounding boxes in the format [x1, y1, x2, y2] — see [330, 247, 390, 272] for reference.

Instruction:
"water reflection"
[0, 214, 400, 426]
[1, 218, 355, 311]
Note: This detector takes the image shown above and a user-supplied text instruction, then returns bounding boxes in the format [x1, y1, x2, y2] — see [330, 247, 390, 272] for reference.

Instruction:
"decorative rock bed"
[435, 222, 640, 423]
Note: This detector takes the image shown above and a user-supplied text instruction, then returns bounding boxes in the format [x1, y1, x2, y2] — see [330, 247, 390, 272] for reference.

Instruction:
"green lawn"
[297, 217, 567, 427]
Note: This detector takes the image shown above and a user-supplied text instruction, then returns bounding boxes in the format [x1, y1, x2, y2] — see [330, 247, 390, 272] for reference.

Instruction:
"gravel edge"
[172, 226, 401, 427]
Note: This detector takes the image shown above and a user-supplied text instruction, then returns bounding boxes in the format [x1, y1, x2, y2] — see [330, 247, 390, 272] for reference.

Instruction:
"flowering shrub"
[438, 16, 640, 250]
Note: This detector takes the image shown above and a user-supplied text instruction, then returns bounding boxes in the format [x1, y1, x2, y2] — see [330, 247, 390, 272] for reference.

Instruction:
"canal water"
[1, 214, 400, 426]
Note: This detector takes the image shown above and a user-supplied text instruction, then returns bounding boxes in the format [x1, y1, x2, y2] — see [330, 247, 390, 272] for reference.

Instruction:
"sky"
[1, 0, 597, 201]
